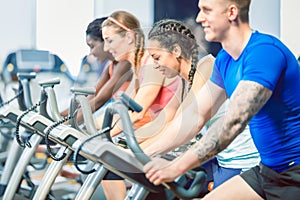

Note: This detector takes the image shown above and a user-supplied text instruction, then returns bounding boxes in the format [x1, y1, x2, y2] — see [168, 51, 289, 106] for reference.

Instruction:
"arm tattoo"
[193, 80, 272, 163]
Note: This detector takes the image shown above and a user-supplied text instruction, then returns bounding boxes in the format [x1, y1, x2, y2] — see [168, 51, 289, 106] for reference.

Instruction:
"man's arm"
[144, 80, 272, 185]
[194, 80, 272, 163]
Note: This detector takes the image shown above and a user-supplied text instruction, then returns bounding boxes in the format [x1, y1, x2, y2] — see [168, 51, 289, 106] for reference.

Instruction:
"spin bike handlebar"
[102, 91, 206, 199]
[117, 91, 143, 112]
[17, 72, 37, 109]
[39, 77, 62, 121]
[69, 86, 97, 135]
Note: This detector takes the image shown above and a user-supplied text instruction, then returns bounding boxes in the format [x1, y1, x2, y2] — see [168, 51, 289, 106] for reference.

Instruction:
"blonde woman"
[97, 11, 181, 200]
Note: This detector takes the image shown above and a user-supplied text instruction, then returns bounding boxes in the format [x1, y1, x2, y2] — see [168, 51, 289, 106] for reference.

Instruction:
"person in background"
[61, 17, 132, 123]
[58, 18, 132, 199]
[144, 0, 300, 199]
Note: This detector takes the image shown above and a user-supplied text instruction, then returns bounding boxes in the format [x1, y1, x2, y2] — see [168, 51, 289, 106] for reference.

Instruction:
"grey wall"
[281, 0, 300, 57]
[250, 0, 280, 37]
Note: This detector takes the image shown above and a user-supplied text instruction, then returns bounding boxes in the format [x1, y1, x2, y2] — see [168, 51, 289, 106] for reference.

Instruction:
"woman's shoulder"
[197, 54, 215, 68]
[193, 54, 215, 86]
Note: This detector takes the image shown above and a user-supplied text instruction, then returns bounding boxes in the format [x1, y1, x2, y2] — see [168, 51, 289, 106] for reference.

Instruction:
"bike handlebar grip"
[70, 87, 96, 96]
[39, 77, 60, 87]
[167, 170, 207, 199]
[17, 72, 37, 80]
[118, 91, 143, 113]
[112, 95, 206, 199]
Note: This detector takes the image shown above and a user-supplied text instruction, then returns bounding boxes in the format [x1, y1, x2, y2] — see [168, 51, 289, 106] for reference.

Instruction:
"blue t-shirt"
[211, 31, 300, 172]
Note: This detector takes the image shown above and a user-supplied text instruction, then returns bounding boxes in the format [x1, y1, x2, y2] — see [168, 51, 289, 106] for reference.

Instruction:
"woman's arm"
[109, 59, 168, 136]
[89, 60, 132, 111]
[134, 80, 183, 143]
[70, 60, 131, 123]
[60, 63, 111, 118]
[139, 56, 215, 154]
[135, 55, 215, 144]
[130, 62, 167, 122]
[142, 80, 226, 157]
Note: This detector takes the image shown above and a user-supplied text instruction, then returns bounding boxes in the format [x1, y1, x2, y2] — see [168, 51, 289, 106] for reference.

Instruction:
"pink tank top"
[149, 76, 180, 117]
[137, 55, 180, 118]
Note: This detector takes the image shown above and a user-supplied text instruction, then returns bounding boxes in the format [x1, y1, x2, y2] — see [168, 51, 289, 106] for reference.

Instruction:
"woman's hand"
[143, 157, 181, 185]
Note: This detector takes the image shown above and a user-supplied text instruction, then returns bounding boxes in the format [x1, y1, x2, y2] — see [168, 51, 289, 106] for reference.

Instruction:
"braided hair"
[148, 19, 199, 89]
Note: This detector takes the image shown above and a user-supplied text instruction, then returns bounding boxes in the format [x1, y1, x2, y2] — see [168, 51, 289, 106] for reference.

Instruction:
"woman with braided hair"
[135, 18, 214, 145]
[138, 18, 215, 153]
[139, 19, 259, 193]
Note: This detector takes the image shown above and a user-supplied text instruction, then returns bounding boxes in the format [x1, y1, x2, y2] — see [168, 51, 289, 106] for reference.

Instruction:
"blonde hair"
[102, 10, 145, 70]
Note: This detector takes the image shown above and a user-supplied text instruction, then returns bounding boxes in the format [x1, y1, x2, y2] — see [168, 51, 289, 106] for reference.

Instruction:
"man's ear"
[227, 4, 239, 21]
[172, 44, 182, 58]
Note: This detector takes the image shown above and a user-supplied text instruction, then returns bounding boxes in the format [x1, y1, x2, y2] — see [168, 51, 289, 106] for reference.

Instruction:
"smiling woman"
[137, 18, 214, 152]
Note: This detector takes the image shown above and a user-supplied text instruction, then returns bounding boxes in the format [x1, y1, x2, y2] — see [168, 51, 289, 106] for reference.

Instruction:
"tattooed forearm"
[193, 80, 272, 163]
[193, 116, 228, 163]
[230, 80, 272, 123]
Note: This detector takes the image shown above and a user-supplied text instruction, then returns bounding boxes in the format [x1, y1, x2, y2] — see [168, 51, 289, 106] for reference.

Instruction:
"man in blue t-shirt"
[144, 0, 300, 199]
